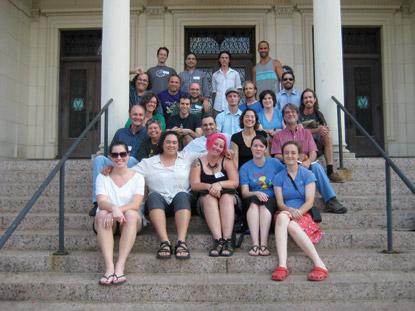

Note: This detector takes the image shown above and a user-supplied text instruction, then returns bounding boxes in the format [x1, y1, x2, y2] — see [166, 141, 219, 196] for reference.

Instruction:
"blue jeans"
[91, 155, 139, 203]
[310, 162, 336, 202]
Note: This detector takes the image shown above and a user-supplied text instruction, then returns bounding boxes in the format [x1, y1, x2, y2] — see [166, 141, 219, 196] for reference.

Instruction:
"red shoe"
[271, 266, 289, 281]
[307, 267, 329, 281]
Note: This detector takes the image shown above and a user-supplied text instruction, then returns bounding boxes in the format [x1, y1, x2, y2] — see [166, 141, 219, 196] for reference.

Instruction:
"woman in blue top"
[272, 140, 327, 282]
[257, 90, 283, 138]
[240, 135, 284, 256]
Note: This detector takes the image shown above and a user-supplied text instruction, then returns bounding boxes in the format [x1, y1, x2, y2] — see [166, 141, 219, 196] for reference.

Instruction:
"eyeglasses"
[110, 152, 128, 158]
[137, 79, 148, 83]
[283, 78, 294, 81]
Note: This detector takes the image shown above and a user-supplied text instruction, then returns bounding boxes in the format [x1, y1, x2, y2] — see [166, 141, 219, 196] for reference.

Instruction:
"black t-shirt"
[166, 113, 201, 131]
[299, 110, 327, 128]
[231, 130, 267, 169]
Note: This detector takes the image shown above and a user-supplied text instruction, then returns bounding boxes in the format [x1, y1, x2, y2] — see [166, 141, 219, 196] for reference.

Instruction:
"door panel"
[59, 61, 101, 158]
[343, 58, 384, 156]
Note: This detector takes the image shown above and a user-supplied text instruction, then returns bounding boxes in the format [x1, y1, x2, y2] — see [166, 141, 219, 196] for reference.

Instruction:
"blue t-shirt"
[240, 157, 285, 197]
[258, 108, 283, 130]
[272, 165, 316, 208]
[157, 90, 188, 118]
[239, 101, 263, 114]
[111, 127, 148, 158]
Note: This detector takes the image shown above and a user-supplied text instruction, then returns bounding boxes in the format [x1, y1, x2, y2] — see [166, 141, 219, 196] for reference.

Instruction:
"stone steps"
[0, 271, 414, 303]
[2, 228, 415, 251]
[1, 301, 415, 311]
[0, 249, 414, 274]
[1, 210, 414, 231]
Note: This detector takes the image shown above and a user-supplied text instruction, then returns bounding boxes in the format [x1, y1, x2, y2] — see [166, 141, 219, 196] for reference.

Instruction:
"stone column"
[313, 0, 345, 146]
[101, 0, 130, 142]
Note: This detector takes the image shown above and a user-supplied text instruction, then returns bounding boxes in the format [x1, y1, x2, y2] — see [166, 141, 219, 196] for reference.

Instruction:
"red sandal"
[307, 267, 329, 281]
[271, 266, 289, 281]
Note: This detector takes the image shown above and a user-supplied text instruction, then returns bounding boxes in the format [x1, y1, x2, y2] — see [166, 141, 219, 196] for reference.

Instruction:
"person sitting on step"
[271, 140, 327, 282]
[190, 133, 239, 257]
[239, 135, 284, 256]
[299, 88, 344, 183]
[133, 131, 200, 260]
[95, 141, 145, 286]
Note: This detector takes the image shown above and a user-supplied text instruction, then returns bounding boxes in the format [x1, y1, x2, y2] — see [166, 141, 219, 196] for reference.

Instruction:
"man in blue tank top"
[253, 40, 284, 95]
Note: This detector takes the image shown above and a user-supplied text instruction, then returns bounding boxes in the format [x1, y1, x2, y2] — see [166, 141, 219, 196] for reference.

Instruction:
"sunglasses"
[283, 78, 294, 81]
[110, 152, 128, 158]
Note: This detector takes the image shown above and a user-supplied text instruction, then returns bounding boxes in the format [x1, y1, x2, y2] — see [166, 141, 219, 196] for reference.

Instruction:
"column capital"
[273, 5, 295, 17]
[145, 6, 166, 16]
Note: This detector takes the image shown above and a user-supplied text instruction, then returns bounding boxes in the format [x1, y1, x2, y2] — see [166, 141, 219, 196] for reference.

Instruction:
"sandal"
[209, 239, 223, 257]
[259, 245, 270, 256]
[248, 245, 260, 256]
[156, 240, 172, 259]
[98, 274, 114, 286]
[112, 274, 127, 285]
[271, 266, 289, 281]
[308, 266, 329, 281]
[175, 240, 191, 260]
[220, 238, 234, 257]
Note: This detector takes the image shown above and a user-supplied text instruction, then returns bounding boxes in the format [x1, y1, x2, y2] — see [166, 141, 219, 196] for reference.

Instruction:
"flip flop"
[307, 267, 329, 281]
[259, 245, 270, 256]
[98, 274, 114, 286]
[271, 266, 289, 281]
[113, 274, 127, 285]
[248, 245, 259, 256]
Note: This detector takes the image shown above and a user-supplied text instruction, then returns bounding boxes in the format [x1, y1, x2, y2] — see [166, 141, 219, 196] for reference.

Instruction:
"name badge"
[215, 172, 225, 179]
[128, 146, 132, 152]
[193, 76, 200, 80]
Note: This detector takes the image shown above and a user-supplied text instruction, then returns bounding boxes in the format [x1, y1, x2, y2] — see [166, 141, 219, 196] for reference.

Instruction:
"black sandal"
[156, 241, 172, 259]
[221, 238, 234, 257]
[209, 239, 223, 257]
[175, 240, 191, 260]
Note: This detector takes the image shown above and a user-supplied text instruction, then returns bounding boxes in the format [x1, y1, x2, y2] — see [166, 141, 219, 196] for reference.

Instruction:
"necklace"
[207, 162, 218, 169]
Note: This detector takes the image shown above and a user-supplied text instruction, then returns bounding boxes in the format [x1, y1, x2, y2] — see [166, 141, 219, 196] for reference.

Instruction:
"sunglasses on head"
[110, 152, 128, 158]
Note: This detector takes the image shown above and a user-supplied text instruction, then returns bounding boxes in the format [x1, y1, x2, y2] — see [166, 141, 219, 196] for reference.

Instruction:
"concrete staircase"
[0, 158, 414, 310]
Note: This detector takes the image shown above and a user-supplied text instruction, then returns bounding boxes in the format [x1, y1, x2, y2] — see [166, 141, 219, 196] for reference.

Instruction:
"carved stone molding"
[273, 5, 294, 17]
[145, 6, 166, 16]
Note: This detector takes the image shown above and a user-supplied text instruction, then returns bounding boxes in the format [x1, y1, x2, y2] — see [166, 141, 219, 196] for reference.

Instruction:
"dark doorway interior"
[343, 27, 384, 157]
[185, 27, 256, 93]
[59, 30, 102, 158]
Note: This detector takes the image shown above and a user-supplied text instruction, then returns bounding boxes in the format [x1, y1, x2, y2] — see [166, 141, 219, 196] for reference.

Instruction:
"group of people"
[92, 40, 347, 286]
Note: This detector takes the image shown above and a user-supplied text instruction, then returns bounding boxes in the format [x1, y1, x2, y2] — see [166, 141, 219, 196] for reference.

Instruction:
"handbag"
[286, 173, 322, 223]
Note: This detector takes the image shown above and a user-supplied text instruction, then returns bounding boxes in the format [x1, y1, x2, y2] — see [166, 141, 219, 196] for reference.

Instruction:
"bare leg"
[246, 203, 260, 246]
[175, 208, 191, 242]
[149, 208, 169, 242]
[202, 195, 222, 239]
[259, 206, 272, 247]
[287, 221, 326, 269]
[115, 210, 141, 277]
[322, 134, 333, 166]
[219, 194, 235, 239]
[95, 210, 115, 276]
[275, 212, 291, 268]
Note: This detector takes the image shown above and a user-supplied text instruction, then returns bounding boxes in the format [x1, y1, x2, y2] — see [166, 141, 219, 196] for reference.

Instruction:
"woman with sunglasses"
[239, 135, 284, 256]
[133, 131, 200, 260]
[190, 133, 239, 257]
[95, 141, 145, 285]
[125, 92, 166, 131]
[271, 140, 327, 282]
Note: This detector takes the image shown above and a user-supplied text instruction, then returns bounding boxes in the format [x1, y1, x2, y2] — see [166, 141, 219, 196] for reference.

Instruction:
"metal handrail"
[331, 96, 415, 253]
[0, 98, 114, 253]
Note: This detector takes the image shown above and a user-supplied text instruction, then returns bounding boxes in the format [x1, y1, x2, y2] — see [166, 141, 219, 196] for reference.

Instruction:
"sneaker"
[328, 171, 345, 183]
[325, 198, 347, 214]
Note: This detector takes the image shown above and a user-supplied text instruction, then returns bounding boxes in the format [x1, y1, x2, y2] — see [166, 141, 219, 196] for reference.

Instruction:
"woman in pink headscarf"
[190, 133, 239, 257]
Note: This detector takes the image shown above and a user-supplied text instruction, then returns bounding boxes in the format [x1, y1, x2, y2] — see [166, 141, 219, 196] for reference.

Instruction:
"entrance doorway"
[343, 27, 384, 156]
[185, 27, 256, 93]
[59, 30, 102, 158]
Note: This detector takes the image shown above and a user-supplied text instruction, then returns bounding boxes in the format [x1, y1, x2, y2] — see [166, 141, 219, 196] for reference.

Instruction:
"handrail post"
[104, 108, 109, 157]
[54, 162, 68, 255]
[336, 104, 344, 169]
[385, 161, 393, 253]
